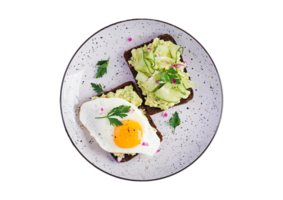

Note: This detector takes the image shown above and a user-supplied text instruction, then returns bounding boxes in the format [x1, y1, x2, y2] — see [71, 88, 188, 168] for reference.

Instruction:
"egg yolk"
[114, 120, 143, 148]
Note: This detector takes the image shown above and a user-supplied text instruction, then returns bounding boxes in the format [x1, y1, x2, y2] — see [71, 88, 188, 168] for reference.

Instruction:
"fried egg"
[79, 98, 160, 156]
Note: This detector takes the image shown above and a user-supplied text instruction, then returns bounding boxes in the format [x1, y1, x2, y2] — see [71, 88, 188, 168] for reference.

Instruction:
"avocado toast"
[90, 81, 162, 163]
[124, 34, 195, 115]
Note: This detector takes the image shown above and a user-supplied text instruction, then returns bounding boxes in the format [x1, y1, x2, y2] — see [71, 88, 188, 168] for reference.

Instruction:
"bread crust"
[81, 81, 162, 163]
[124, 34, 194, 115]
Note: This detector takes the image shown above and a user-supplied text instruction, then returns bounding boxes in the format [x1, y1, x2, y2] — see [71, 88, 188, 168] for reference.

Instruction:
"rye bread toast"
[95, 81, 162, 162]
[124, 34, 194, 115]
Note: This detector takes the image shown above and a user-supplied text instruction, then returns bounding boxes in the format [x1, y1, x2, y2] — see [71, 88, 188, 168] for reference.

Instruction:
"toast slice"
[124, 34, 194, 115]
[94, 81, 162, 163]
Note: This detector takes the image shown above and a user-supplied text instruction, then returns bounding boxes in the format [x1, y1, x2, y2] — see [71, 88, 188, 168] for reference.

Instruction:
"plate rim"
[59, 18, 224, 182]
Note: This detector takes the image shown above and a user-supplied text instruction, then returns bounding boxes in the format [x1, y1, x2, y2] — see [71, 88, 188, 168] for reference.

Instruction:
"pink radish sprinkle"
[99, 108, 104, 115]
[117, 155, 125, 163]
[172, 78, 177, 84]
[142, 142, 149, 146]
[156, 80, 160, 84]
[156, 149, 160, 153]
[147, 48, 151, 52]
[163, 112, 168, 117]
[129, 64, 132, 68]
[164, 61, 168, 63]
[128, 37, 132, 42]
[172, 62, 186, 68]
[175, 64, 185, 68]
[117, 156, 123, 163]
[157, 54, 160, 57]
[129, 108, 135, 113]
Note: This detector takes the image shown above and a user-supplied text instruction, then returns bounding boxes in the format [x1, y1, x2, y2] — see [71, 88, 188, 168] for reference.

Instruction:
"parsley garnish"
[95, 105, 131, 126]
[169, 111, 181, 133]
[91, 83, 104, 94]
[159, 68, 181, 84]
[96, 57, 110, 78]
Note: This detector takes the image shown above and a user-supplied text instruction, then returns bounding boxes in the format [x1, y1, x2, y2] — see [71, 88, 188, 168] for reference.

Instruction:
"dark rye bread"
[124, 34, 194, 115]
[95, 81, 162, 163]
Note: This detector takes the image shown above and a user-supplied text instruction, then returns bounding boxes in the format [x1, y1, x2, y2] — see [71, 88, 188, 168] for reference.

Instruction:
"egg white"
[79, 98, 160, 156]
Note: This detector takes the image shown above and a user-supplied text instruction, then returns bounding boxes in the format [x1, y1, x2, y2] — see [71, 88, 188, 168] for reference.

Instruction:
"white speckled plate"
[60, 19, 223, 181]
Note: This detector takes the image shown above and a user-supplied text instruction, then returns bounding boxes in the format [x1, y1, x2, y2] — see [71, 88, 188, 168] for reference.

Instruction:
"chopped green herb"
[159, 68, 181, 84]
[91, 83, 104, 94]
[95, 105, 131, 126]
[96, 57, 110, 78]
[169, 111, 181, 133]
